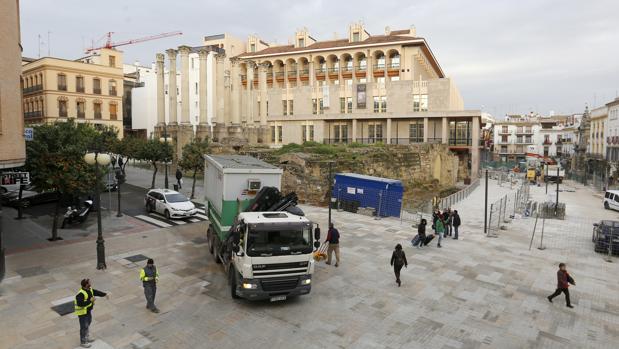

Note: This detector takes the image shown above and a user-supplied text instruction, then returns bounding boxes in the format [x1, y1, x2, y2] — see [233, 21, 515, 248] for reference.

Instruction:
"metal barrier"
[486, 180, 530, 237]
[437, 178, 480, 211]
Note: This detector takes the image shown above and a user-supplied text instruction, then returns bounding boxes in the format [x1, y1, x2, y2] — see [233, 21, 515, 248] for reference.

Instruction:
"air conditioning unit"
[247, 179, 261, 191]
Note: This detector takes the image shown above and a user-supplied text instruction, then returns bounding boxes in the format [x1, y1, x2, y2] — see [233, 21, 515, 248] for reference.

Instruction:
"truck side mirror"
[314, 241, 320, 249]
[314, 226, 320, 240]
[232, 244, 240, 253]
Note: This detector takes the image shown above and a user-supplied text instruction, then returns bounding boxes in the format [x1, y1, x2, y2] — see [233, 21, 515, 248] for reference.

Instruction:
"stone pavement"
[1, 178, 618, 349]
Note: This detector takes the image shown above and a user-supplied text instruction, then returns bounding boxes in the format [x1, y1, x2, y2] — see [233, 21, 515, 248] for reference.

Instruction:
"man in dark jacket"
[452, 210, 461, 240]
[390, 243, 408, 287]
[547, 263, 575, 308]
[74, 278, 108, 348]
[175, 168, 183, 189]
[414, 219, 427, 249]
[325, 223, 340, 267]
[140, 259, 160, 313]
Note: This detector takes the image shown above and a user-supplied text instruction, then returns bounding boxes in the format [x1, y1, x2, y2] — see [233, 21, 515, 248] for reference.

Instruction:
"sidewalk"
[2, 177, 619, 348]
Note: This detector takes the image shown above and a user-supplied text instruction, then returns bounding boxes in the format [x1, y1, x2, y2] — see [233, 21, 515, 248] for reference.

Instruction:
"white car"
[145, 189, 197, 219]
[603, 190, 619, 211]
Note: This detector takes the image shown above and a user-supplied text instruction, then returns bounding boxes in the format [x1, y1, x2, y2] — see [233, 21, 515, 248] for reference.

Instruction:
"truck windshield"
[246, 228, 312, 256]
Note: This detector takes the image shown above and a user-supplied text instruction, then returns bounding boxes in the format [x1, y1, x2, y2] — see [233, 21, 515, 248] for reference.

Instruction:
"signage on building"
[24, 127, 34, 141]
[356, 84, 366, 109]
[1, 172, 30, 186]
[322, 85, 330, 108]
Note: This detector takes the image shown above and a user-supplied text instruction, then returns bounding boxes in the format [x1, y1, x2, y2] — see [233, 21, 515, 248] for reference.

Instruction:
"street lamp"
[159, 127, 170, 189]
[84, 151, 111, 270]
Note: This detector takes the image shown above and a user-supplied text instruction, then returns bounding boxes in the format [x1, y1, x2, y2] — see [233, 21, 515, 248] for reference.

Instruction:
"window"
[345, 79, 352, 87]
[347, 97, 352, 113]
[334, 125, 340, 142]
[76, 76, 84, 92]
[376, 77, 385, 85]
[373, 96, 387, 113]
[57, 74, 67, 91]
[266, 101, 269, 116]
[93, 78, 101, 94]
[94, 102, 102, 119]
[368, 124, 383, 142]
[517, 136, 523, 144]
[195, 82, 198, 95]
[377, 55, 385, 68]
[110, 103, 117, 120]
[341, 125, 348, 141]
[302, 125, 307, 142]
[77, 101, 85, 119]
[340, 98, 345, 114]
[373, 96, 380, 113]
[359, 58, 367, 70]
[302, 125, 314, 142]
[298, 38, 305, 47]
[278, 126, 283, 142]
[309, 125, 314, 141]
[449, 121, 472, 146]
[58, 100, 67, 117]
[282, 100, 287, 116]
[250, 43, 256, 52]
[352, 32, 360, 42]
[313, 99, 318, 115]
[258, 101, 261, 116]
[288, 100, 293, 115]
[109, 80, 117, 96]
[318, 98, 324, 114]
[413, 94, 428, 111]
[271, 126, 276, 142]
[109, 56, 116, 67]
[391, 54, 400, 68]
[409, 121, 424, 143]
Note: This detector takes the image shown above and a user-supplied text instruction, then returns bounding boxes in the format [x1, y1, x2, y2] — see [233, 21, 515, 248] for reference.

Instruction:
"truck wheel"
[229, 268, 240, 299]
[605, 202, 610, 210]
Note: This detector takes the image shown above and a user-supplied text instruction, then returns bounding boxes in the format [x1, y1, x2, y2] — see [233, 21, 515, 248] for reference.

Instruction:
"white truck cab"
[604, 190, 619, 211]
[228, 211, 316, 301]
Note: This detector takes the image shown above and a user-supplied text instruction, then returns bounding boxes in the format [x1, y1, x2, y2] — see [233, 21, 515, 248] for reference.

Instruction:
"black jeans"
[393, 264, 404, 282]
[549, 287, 571, 306]
[454, 226, 459, 239]
[78, 312, 92, 343]
[144, 285, 157, 310]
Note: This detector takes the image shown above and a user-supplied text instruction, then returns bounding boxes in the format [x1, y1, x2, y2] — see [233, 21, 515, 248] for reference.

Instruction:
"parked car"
[144, 189, 197, 219]
[592, 220, 619, 255]
[603, 190, 619, 210]
[1, 186, 60, 207]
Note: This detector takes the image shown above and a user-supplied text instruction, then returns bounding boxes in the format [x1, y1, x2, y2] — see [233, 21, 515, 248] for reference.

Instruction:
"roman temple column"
[156, 53, 165, 126]
[178, 45, 191, 125]
[166, 49, 178, 125]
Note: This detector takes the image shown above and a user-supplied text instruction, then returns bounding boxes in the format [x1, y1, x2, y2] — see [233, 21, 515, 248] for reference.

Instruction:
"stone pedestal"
[212, 124, 228, 143]
[177, 124, 194, 158]
[226, 124, 244, 142]
[196, 124, 211, 141]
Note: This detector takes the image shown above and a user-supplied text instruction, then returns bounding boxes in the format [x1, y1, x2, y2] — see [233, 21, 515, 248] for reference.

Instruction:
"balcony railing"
[341, 66, 353, 73]
[94, 112, 102, 120]
[77, 112, 85, 119]
[93, 88, 101, 94]
[110, 113, 118, 120]
[58, 84, 67, 91]
[355, 138, 387, 144]
[323, 138, 352, 145]
[543, 140, 552, 145]
[373, 64, 386, 70]
[497, 140, 511, 145]
[498, 130, 510, 135]
[388, 62, 400, 69]
[23, 85, 43, 94]
[24, 111, 43, 118]
[76, 86, 85, 93]
[515, 139, 533, 144]
[515, 129, 533, 134]
[299, 69, 309, 76]
[328, 67, 339, 73]
[240, 75, 247, 81]
[448, 138, 472, 146]
[59, 110, 68, 117]
[356, 65, 367, 72]
[315, 68, 326, 74]
[390, 138, 424, 145]
[287, 71, 297, 78]
[109, 88, 117, 96]
[275, 71, 285, 78]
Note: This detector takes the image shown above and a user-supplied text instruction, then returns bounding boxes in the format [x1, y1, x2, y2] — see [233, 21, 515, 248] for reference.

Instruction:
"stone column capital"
[215, 53, 226, 62]
[166, 49, 178, 59]
[258, 62, 270, 72]
[178, 45, 192, 55]
[198, 48, 209, 59]
[156, 53, 165, 63]
[230, 57, 241, 66]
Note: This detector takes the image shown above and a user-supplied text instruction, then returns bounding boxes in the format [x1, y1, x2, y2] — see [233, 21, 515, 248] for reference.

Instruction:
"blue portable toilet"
[332, 173, 403, 217]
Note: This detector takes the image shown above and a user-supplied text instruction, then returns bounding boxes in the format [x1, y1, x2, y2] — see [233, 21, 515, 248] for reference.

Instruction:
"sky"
[19, 0, 619, 118]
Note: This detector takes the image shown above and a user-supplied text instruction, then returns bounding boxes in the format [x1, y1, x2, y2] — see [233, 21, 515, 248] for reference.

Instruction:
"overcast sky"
[20, 0, 619, 118]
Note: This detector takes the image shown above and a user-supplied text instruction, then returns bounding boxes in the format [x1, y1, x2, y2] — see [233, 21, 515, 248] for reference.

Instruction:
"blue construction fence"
[332, 173, 403, 218]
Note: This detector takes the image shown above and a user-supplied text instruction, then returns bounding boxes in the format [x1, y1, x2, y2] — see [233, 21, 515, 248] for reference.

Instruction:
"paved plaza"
[1, 178, 619, 349]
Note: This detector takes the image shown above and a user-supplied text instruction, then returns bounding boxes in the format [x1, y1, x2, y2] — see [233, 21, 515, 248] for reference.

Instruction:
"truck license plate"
[270, 295, 287, 302]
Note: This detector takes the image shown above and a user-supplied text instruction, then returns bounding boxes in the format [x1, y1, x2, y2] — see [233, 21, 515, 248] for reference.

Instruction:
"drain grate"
[51, 301, 74, 316]
[125, 254, 150, 263]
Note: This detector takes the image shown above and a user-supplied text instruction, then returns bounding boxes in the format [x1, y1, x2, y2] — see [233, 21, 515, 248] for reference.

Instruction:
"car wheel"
[229, 268, 240, 299]
[164, 210, 171, 220]
[604, 202, 610, 210]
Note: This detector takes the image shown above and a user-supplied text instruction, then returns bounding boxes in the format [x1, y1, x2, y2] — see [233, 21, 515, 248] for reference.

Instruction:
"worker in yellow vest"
[74, 278, 108, 348]
[140, 258, 160, 313]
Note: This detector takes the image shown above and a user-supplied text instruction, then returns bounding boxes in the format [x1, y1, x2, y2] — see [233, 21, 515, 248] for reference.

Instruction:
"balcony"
[497, 140, 511, 145]
[387, 63, 400, 77]
[93, 88, 101, 94]
[76, 86, 85, 93]
[24, 111, 43, 119]
[388, 62, 400, 69]
[543, 139, 552, 145]
[515, 139, 533, 144]
[328, 67, 339, 79]
[341, 66, 353, 78]
[241, 75, 247, 86]
[287, 71, 297, 80]
[110, 113, 118, 121]
[498, 130, 510, 135]
[449, 138, 472, 146]
[299, 69, 309, 81]
[23, 85, 43, 94]
[94, 112, 102, 120]
[77, 112, 85, 119]
[355, 65, 367, 72]
[58, 84, 67, 91]
[109, 88, 117, 96]
[516, 129, 533, 135]
[275, 71, 285, 82]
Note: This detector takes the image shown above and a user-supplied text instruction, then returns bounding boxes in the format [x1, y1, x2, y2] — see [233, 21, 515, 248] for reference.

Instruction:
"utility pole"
[555, 167, 560, 216]
[484, 169, 488, 235]
[328, 161, 333, 227]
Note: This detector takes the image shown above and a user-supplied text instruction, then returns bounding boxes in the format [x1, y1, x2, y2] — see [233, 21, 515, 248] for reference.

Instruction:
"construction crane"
[85, 31, 182, 53]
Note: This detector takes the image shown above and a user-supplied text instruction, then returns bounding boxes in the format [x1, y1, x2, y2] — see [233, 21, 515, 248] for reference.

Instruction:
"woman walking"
[416, 219, 427, 249]
[435, 214, 445, 248]
[390, 244, 408, 287]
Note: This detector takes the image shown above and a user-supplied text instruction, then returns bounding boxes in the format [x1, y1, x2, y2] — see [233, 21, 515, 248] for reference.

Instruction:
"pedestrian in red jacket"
[547, 263, 575, 308]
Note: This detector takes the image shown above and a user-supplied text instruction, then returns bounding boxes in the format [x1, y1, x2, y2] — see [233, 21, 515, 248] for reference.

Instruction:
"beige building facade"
[21, 48, 124, 137]
[589, 106, 607, 158]
[0, 0, 26, 169]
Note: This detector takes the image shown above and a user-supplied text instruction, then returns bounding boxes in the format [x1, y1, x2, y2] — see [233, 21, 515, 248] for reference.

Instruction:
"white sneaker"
[80, 343, 92, 348]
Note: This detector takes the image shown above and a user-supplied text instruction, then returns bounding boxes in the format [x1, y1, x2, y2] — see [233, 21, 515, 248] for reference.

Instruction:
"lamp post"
[84, 151, 111, 270]
[159, 124, 170, 189]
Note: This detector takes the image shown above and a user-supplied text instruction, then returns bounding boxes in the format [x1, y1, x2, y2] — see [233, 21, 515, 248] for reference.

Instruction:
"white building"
[124, 47, 217, 139]
[606, 98, 619, 162]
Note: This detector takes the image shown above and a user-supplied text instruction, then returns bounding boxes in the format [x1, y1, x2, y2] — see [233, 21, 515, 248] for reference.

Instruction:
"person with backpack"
[452, 210, 461, 240]
[390, 244, 408, 287]
[325, 223, 340, 267]
[547, 262, 575, 308]
[435, 214, 445, 248]
[444, 208, 453, 237]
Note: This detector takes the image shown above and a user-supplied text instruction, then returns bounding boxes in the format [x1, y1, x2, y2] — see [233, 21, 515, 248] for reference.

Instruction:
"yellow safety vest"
[139, 268, 159, 283]
[74, 289, 93, 316]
